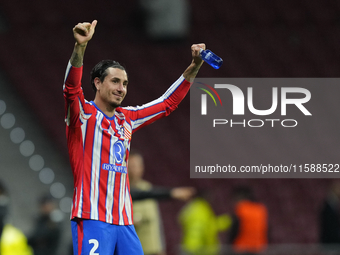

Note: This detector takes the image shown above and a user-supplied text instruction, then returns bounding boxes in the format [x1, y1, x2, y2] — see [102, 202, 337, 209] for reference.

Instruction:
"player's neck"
[94, 98, 116, 118]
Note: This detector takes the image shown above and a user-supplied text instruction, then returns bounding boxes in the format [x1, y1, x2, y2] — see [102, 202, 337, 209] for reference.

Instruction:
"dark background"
[0, 0, 340, 253]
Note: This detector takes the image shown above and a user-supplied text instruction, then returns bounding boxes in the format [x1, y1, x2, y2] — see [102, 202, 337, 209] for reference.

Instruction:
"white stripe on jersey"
[106, 138, 116, 223]
[105, 171, 115, 224]
[125, 184, 133, 225]
[79, 99, 93, 124]
[77, 182, 84, 218]
[130, 112, 164, 130]
[90, 111, 104, 220]
[124, 97, 164, 112]
[162, 75, 185, 98]
[118, 173, 127, 225]
[81, 122, 87, 148]
[123, 121, 132, 132]
[65, 106, 71, 126]
[79, 100, 92, 147]
[63, 61, 72, 89]
[115, 111, 125, 120]
[70, 187, 75, 220]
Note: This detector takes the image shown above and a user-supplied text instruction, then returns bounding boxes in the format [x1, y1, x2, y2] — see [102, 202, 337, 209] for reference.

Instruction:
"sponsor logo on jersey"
[102, 164, 127, 173]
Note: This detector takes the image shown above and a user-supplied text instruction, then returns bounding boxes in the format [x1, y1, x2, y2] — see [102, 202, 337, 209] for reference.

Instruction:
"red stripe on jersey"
[122, 203, 129, 225]
[122, 176, 130, 225]
[82, 114, 96, 218]
[112, 172, 122, 225]
[66, 127, 83, 216]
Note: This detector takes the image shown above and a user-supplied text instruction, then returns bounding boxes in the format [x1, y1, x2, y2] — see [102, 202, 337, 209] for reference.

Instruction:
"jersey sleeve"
[63, 62, 87, 128]
[124, 75, 191, 133]
[130, 187, 172, 201]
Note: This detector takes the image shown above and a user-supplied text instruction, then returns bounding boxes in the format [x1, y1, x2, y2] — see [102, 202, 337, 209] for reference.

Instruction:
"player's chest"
[87, 113, 132, 141]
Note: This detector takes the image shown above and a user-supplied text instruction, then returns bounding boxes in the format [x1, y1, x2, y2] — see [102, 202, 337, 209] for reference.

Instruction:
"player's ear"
[94, 77, 101, 91]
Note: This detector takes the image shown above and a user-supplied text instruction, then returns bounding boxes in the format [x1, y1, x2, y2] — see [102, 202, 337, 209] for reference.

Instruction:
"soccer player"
[63, 20, 205, 255]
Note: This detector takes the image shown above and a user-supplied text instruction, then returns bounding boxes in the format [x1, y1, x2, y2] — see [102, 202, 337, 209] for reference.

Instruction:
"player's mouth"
[113, 93, 123, 99]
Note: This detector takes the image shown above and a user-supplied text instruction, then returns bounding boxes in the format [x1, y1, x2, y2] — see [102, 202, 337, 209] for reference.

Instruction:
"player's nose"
[116, 83, 125, 94]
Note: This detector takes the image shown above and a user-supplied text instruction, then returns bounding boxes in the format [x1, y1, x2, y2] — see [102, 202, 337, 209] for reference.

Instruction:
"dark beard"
[110, 101, 122, 108]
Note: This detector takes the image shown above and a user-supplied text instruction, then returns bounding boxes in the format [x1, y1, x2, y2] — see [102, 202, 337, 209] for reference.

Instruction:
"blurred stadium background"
[0, 0, 340, 254]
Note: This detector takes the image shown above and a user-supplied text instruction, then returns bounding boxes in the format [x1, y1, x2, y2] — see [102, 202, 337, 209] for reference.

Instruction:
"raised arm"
[183, 43, 206, 82]
[70, 20, 97, 67]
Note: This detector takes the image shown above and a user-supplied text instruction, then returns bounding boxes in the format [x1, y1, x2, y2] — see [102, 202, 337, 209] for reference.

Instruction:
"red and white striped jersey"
[63, 62, 191, 225]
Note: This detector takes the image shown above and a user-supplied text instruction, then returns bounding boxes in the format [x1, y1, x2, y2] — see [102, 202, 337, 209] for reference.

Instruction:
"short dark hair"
[90, 60, 126, 92]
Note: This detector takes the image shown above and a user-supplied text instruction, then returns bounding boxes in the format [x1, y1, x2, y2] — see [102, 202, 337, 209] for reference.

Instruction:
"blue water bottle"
[200, 49, 223, 69]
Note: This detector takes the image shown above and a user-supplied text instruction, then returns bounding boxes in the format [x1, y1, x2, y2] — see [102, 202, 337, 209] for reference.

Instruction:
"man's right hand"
[73, 20, 97, 46]
[170, 187, 196, 201]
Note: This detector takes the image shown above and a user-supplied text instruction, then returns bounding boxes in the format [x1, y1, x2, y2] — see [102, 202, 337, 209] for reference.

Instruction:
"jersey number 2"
[89, 239, 99, 255]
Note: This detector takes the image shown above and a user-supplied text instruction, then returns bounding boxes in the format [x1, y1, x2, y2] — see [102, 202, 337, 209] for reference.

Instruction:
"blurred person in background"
[28, 195, 61, 255]
[136, 0, 190, 43]
[0, 180, 8, 243]
[319, 180, 340, 250]
[128, 150, 196, 255]
[0, 180, 33, 255]
[178, 190, 231, 255]
[228, 186, 268, 255]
